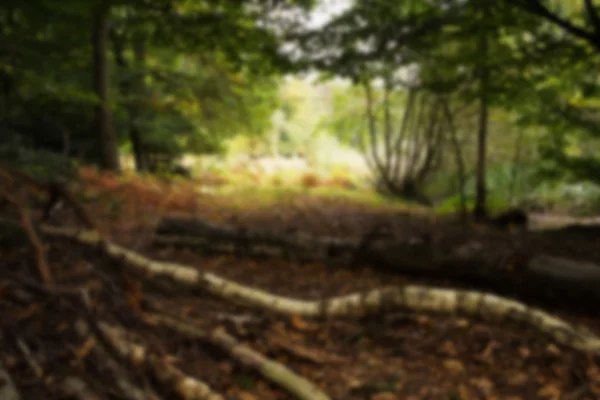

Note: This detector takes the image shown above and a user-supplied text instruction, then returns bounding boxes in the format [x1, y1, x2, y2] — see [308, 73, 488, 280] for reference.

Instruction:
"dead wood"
[74, 320, 158, 400]
[40, 225, 600, 355]
[0, 166, 97, 230]
[60, 377, 102, 400]
[265, 331, 345, 365]
[0, 359, 21, 400]
[83, 320, 224, 400]
[16, 338, 44, 379]
[154, 215, 600, 313]
[155, 215, 357, 262]
[149, 312, 331, 400]
[0, 187, 53, 286]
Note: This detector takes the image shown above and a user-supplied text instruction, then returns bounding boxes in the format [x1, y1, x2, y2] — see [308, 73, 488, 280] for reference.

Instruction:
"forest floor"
[3, 171, 600, 400]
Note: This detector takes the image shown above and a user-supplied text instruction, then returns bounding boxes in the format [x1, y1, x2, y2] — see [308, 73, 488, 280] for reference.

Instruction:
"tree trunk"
[508, 128, 525, 205]
[473, 6, 489, 221]
[130, 34, 148, 172]
[442, 100, 468, 220]
[91, 5, 120, 172]
[152, 214, 600, 316]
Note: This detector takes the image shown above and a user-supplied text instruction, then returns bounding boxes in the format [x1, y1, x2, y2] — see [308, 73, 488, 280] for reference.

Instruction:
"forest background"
[5, 0, 600, 217]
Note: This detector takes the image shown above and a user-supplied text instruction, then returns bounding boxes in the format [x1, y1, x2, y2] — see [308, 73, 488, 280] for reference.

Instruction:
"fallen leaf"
[371, 392, 398, 400]
[454, 318, 470, 328]
[470, 377, 494, 395]
[347, 377, 364, 389]
[590, 381, 600, 395]
[13, 303, 40, 320]
[507, 372, 528, 386]
[56, 321, 69, 332]
[458, 384, 475, 399]
[289, 314, 316, 331]
[179, 305, 195, 317]
[237, 391, 258, 400]
[550, 363, 566, 378]
[218, 361, 233, 374]
[518, 346, 531, 358]
[537, 383, 561, 399]
[75, 337, 96, 360]
[267, 332, 345, 364]
[545, 344, 561, 356]
[271, 321, 286, 334]
[443, 359, 465, 375]
[440, 340, 458, 357]
[587, 363, 600, 380]
[478, 340, 501, 363]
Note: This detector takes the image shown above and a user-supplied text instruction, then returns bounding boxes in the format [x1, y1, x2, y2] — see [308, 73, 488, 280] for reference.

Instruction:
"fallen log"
[155, 215, 358, 262]
[38, 225, 600, 355]
[154, 216, 600, 314]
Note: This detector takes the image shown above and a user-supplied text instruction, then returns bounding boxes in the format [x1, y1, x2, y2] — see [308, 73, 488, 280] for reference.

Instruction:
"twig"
[42, 225, 600, 355]
[0, 358, 21, 400]
[0, 188, 53, 286]
[0, 359, 21, 400]
[85, 320, 224, 400]
[149, 312, 332, 400]
[60, 377, 102, 400]
[74, 319, 158, 400]
[0, 165, 97, 230]
[16, 338, 44, 379]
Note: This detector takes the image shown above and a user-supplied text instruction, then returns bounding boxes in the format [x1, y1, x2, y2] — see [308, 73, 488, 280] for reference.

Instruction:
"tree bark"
[130, 33, 148, 172]
[151, 214, 600, 316]
[442, 99, 468, 220]
[473, 4, 489, 221]
[41, 222, 600, 354]
[92, 5, 120, 172]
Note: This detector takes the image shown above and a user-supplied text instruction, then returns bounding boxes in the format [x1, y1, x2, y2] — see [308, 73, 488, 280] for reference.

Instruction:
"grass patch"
[209, 184, 429, 213]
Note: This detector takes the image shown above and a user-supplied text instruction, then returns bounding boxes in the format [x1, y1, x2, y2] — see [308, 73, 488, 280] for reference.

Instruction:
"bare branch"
[0, 188, 53, 287]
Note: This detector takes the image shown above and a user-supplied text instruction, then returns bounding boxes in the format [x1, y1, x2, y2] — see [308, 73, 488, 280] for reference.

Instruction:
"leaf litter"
[2, 171, 600, 399]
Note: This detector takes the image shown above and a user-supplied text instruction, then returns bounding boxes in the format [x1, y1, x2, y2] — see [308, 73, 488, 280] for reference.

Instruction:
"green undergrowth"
[209, 185, 425, 212]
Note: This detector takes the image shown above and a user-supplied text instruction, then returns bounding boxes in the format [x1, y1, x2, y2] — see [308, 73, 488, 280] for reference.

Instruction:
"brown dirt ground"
[3, 179, 600, 400]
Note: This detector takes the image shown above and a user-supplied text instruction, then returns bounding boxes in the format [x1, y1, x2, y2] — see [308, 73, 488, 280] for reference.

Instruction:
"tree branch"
[584, 0, 600, 34]
[507, 0, 600, 51]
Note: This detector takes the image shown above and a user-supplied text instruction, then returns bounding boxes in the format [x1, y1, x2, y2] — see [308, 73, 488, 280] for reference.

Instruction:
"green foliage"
[0, 138, 78, 183]
[432, 161, 538, 210]
[535, 143, 600, 183]
[124, 50, 282, 156]
[320, 82, 408, 150]
[527, 181, 600, 216]
[0, 0, 316, 171]
[280, 0, 600, 211]
[6, 0, 600, 215]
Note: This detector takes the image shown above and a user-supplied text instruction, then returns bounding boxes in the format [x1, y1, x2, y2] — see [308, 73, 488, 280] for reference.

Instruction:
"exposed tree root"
[41, 225, 600, 355]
